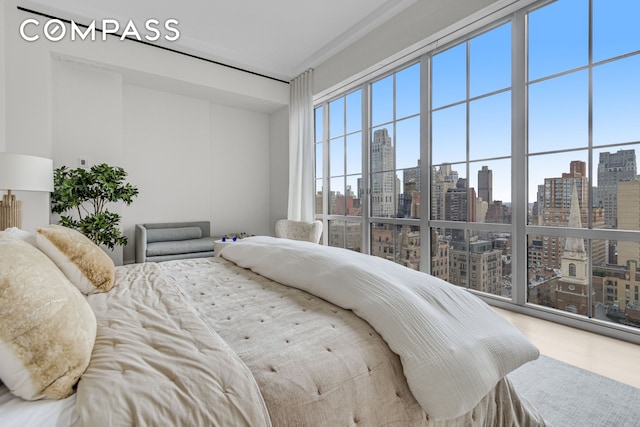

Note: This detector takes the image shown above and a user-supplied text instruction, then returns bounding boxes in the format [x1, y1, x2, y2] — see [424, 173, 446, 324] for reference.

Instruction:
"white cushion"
[0, 227, 36, 246]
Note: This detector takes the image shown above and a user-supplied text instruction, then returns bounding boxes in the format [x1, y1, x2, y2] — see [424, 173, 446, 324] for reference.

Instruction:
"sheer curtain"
[287, 69, 314, 222]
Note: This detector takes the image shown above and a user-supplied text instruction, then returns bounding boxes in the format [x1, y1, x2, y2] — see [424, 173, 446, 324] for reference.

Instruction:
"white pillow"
[1, 227, 36, 246]
[0, 238, 96, 400]
[36, 225, 115, 294]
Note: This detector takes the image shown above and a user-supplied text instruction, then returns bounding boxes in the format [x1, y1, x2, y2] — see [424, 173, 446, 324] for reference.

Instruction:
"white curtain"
[287, 69, 314, 222]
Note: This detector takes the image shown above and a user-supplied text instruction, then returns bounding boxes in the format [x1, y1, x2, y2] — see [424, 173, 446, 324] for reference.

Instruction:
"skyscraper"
[478, 165, 492, 205]
[596, 149, 637, 228]
[371, 128, 395, 217]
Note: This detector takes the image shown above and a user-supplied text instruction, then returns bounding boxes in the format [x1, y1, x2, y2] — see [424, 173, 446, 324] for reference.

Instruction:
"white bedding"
[0, 384, 76, 427]
[221, 236, 540, 420]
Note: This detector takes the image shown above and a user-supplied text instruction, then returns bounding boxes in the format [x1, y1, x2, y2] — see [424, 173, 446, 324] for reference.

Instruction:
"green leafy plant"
[51, 163, 139, 249]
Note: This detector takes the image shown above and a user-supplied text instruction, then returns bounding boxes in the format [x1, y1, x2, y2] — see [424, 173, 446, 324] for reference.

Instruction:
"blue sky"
[320, 0, 640, 206]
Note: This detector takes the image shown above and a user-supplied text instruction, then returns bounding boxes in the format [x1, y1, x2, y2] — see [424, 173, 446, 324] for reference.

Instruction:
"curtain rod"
[16, 6, 290, 85]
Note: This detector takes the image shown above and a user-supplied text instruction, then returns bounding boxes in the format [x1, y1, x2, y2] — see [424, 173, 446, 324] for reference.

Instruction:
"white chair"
[275, 219, 323, 244]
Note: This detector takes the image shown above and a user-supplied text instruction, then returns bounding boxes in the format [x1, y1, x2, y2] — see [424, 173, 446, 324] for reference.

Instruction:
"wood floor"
[494, 307, 640, 389]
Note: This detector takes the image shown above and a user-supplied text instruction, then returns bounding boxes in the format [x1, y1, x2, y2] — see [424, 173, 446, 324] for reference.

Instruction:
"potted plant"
[51, 163, 139, 249]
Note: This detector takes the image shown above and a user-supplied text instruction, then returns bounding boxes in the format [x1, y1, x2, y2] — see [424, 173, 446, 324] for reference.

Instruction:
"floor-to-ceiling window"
[430, 21, 512, 297]
[526, 0, 640, 328]
[314, 0, 640, 339]
[369, 63, 421, 270]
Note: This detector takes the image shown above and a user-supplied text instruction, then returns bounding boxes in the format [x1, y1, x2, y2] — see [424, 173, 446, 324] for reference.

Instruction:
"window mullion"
[512, 10, 527, 306]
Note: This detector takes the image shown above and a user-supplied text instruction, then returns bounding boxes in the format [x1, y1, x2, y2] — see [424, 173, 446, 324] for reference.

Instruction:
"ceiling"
[17, 0, 416, 82]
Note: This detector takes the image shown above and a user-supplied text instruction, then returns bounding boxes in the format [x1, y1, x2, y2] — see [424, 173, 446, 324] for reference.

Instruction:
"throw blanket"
[77, 263, 272, 427]
[221, 236, 539, 420]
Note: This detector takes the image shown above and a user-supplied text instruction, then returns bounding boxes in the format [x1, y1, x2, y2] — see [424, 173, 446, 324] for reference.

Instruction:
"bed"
[0, 226, 547, 426]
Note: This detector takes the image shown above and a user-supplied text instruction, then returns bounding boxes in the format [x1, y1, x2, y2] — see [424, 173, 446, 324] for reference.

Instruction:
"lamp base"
[0, 193, 22, 230]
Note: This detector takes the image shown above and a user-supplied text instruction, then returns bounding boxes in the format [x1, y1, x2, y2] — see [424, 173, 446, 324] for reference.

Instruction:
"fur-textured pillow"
[36, 225, 115, 294]
[0, 237, 96, 400]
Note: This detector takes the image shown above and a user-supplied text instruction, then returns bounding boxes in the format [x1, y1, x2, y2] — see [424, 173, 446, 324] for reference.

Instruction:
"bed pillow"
[36, 225, 115, 294]
[0, 227, 37, 246]
[0, 237, 97, 400]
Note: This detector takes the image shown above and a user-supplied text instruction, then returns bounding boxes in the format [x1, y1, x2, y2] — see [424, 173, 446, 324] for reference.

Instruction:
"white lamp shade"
[0, 153, 54, 192]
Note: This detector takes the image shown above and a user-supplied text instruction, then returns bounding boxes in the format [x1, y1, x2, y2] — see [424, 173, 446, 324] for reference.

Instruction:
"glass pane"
[432, 43, 466, 108]
[469, 159, 511, 224]
[595, 238, 640, 331]
[329, 176, 345, 215]
[469, 91, 511, 160]
[329, 220, 362, 252]
[346, 175, 363, 216]
[329, 137, 344, 177]
[396, 63, 420, 119]
[431, 163, 464, 221]
[528, 70, 588, 153]
[371, 223, 421, 270]
[430, 228, 451, 281]
[593, 146, 639, 229]
[528, 151, 589, 227]
[346, 132, 362, 175]
[447, 229, 469, 288]
[593, 0, 640, 63]
[528, 0, 588, 81]
[593, 55, 640, 146]
[370, 171, 397, 218]
[399, 166, 421, 219]
[396, 116, 420, 170]
[315, 179, 323, 215]
[371, 75, 393, 126]
[328, 220, 344, 248]
[470, 22, 511, 97]
[471, 230, 511, 297]
[314, 106, 323, 143]
[346, 89, 362, 134]
[432, 104, 466, 164]
[527, 232, 592, 318]
[371, 126, 394, 173]
[315, 143, 323, 180]
[329, 97, 344, 138]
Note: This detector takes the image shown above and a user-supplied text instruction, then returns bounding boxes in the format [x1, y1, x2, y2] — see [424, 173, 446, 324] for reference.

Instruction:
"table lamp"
[0, 153, 54, 230]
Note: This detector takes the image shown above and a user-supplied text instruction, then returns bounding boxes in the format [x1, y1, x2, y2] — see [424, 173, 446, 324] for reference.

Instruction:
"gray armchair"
[274, 219, 323, 244]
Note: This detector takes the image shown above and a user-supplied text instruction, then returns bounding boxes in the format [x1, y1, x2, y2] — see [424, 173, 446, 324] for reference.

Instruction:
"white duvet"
[221, 236, 539, 420]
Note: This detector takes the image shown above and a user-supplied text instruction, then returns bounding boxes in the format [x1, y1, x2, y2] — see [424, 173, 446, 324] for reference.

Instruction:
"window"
[526, 0, 640, 327]
[370, 63, 421, 269]
[431, 22, 512, 297]
[314, 0, 640, 338]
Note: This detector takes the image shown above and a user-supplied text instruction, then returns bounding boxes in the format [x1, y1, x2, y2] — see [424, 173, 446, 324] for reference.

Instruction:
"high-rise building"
[536, 160, 605, 269]
[371, 128, 395, 217]
[431, 164, 458, 220]
[617, 180, 640, 266]
[449, 239, 502, 293]
[478, 165, 493, 205]
[596, 149, 637, 228]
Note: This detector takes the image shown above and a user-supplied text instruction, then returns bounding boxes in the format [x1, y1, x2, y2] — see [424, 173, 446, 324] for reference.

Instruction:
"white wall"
[1, 0, 289, 264]
[269, 106, 289, 233]
[122, 84, 213, 264]
[0, 0, 6, 152]
[210, 104, 271, 238]
[313, 0, 500, 96]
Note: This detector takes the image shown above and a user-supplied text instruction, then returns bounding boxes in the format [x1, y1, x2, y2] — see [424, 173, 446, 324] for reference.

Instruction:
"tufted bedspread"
[74, 248, 546, 426]
[77, 263, 271, 427]
[161, 255, 546, 426]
